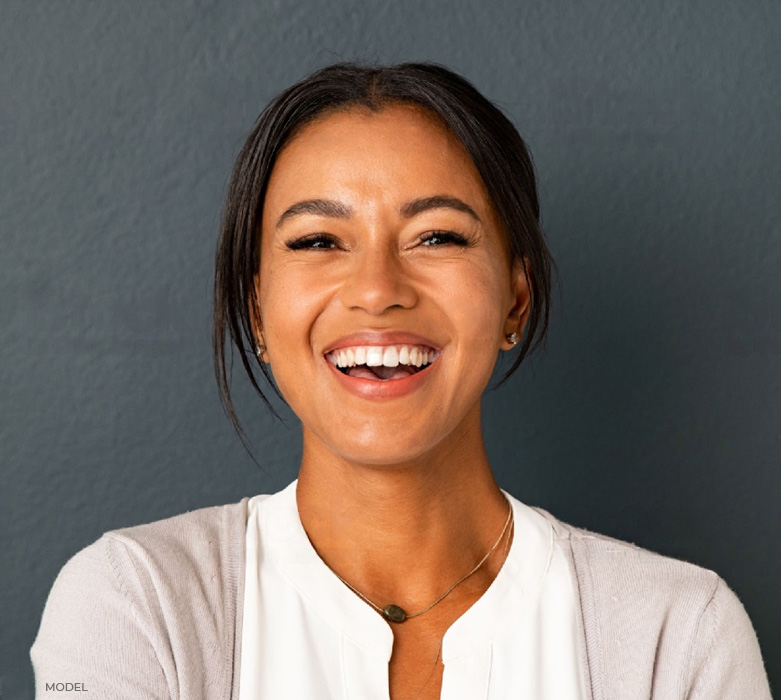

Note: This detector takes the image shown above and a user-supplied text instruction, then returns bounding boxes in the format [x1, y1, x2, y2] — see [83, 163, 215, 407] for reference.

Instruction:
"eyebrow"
[275, 195, 481, 229]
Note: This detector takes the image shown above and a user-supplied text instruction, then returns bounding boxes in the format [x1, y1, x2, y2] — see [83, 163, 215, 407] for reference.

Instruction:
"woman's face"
[257, 103, 529, 466]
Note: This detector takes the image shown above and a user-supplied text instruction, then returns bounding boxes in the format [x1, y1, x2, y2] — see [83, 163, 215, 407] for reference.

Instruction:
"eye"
[419, 230, 471, 247]
[286, 233, 338, 250]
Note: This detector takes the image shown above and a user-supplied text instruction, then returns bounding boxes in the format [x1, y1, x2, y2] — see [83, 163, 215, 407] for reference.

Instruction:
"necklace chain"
[332, 498, 514, 623]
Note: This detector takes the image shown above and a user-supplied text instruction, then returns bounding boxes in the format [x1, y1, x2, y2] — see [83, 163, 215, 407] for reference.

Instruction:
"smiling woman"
[213, 63, 551, 438]
[30, 63, 771, 700]
[246, 102, 534, 453]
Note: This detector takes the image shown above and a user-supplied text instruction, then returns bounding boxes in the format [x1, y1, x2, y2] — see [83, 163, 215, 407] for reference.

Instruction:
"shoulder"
[101, 498, 250, 577]
[32, 500, 251, 699]
[535, 506, 722, 601]
[533, 508, 772, 698]
[53, 499, 252, 610]
[41, 497, 250, 609]
[71, 498, 250, 633]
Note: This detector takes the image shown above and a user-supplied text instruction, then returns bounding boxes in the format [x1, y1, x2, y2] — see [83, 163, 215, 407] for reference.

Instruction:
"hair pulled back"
[214, 62, 556, 439]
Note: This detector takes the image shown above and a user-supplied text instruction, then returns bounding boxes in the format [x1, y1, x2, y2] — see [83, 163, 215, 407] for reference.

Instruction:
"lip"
[322, 331, 441, 355]
[324, 352, 440, 400]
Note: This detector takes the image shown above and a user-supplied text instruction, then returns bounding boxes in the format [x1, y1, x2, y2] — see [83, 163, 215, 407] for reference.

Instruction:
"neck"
[295, 421, 513, 611]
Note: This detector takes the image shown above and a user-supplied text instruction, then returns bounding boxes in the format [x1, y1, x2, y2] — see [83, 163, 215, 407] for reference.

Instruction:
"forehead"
[263, 103, 492, 214]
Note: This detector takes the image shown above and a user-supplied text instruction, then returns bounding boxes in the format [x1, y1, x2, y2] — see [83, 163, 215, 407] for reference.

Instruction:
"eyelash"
[420, 230, 471, 247]
[286, 233, 338, 250]
[285, 231, 471, 250]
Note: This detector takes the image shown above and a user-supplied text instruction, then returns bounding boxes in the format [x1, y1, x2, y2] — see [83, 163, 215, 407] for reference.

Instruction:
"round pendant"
[382, 604, 407, 623]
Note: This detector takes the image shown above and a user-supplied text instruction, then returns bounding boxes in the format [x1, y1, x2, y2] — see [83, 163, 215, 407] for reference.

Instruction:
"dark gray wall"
[2, 1, 778, 696]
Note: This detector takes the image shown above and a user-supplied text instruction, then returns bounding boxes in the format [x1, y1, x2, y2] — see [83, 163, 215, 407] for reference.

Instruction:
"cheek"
[260, 264, 313, 330]
[443, 262, 508, 345]
[258, 269, 332, 406]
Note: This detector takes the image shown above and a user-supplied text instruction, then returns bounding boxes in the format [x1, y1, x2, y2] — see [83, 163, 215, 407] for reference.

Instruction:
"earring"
[506, 332, 519, 345]
[255, 343, 266, 360]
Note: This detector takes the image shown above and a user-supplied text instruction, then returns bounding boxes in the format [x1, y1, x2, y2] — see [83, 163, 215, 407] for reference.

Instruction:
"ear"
[249, 279, 269, 363]
[503, 256, 532, 350]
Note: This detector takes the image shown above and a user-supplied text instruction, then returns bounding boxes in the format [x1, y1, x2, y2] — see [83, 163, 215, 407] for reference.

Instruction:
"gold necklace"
[332, 499, 514, 623]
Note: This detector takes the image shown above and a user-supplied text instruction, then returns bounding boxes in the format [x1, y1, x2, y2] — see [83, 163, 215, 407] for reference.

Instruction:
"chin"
[333, 436, 442, 468]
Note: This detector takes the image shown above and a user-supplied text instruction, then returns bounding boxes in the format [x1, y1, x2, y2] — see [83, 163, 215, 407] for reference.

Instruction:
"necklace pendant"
[382, 604, 407, 623]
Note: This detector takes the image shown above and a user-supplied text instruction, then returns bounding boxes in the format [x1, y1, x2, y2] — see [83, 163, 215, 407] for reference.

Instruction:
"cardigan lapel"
[230, 498, 249, 700]
[531, 507, 599, 700]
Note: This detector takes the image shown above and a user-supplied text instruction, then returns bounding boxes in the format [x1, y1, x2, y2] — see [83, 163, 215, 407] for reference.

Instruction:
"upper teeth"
[326, 345, 436, 369]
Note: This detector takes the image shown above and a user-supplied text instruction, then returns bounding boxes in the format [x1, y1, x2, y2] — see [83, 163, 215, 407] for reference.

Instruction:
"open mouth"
[326, 345, 437, 382]
[335, 362, 432, 381]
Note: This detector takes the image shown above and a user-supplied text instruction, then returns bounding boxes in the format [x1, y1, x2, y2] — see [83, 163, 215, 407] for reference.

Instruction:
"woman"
[32, 63, 771, 699]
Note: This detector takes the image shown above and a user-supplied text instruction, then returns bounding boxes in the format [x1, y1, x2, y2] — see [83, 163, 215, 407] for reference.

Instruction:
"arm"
[685, 577, 772, 700]
[31, 535, 172, 700]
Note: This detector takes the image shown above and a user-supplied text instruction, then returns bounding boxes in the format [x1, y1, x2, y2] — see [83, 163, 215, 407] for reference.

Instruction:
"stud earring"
[506, 332, 519, 345]
[255, 343, 266, 360]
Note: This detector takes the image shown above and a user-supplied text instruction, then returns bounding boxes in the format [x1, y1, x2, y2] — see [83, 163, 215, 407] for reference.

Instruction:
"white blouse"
[239, 480, 586, 699]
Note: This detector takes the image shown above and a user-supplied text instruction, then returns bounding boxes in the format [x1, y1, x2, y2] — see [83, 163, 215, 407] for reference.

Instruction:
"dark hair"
[214, 62, 557, 441]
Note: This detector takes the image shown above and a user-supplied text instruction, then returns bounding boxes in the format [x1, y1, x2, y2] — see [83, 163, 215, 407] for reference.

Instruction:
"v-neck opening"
[260, 480, 554, 662]
[240, 481, 589, 700]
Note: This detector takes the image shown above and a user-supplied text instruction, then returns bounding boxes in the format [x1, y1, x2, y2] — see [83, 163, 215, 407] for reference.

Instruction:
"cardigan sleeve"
[685, 577, 772, 700]
[31, 535, 172, 700]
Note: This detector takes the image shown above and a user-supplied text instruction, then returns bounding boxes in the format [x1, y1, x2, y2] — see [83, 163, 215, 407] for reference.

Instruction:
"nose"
[338, 240, 418, 315]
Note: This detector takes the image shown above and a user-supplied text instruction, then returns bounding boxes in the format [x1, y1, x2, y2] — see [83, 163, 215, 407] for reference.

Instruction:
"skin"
[255, 103, 531, 699]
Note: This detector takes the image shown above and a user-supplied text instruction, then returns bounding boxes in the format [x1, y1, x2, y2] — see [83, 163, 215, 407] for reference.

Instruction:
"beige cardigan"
[31, 498, 772, 699]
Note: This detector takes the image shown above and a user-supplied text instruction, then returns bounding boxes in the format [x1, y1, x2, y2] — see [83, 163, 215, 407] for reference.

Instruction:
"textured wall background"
[1, 0, 779, 696]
